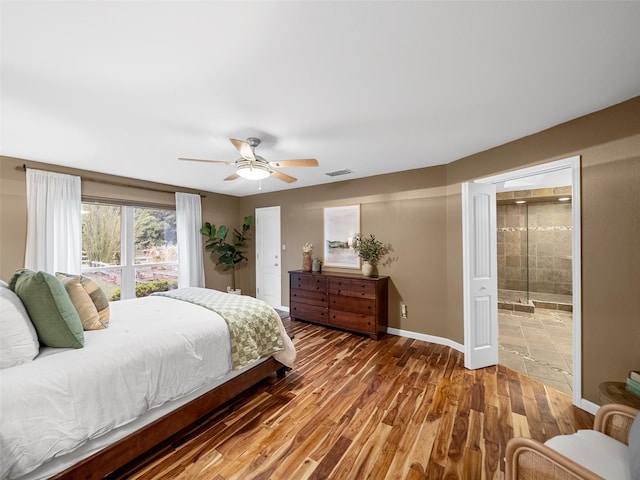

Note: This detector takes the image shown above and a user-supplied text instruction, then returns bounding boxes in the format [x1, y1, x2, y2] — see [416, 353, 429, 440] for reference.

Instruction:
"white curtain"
[175, 192, 205, 288]
[25, 169, 82, 273]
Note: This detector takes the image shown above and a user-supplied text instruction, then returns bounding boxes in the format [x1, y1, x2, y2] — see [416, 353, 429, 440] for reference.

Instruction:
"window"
[81, 202, 178, 301]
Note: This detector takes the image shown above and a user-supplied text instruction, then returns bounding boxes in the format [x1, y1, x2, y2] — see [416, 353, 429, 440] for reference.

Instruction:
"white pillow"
[0, 283, 40, 368]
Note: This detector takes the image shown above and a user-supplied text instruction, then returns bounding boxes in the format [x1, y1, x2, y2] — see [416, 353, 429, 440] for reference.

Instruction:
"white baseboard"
[578, 398, 600, 415]
[386, 327, 465, 353]
[276, 306, 289, 312]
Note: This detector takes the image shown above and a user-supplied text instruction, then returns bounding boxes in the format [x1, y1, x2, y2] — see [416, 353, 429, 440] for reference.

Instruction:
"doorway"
[255, 206, 282, 308]
[465, 156, 582, 405]
[496, 183, 574, 396]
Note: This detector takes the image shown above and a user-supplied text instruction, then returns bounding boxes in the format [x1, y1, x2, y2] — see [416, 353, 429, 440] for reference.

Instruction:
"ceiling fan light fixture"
[236, 162, 271, 180]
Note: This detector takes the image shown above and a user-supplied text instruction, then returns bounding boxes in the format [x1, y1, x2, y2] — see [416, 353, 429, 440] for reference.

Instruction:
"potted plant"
[351, 233, 388, 277]
[200, 215, 254, 294]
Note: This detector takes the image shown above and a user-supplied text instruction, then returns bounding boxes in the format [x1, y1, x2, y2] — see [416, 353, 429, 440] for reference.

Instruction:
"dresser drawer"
[330, 295, 374, 316]
[329, 310, 375, 333]
[306, 275, 328, 292]
[291, 289, 327, 307]
[290, 274, 308, 290]
[290, 302, 329, 324]
[290, 274, 329, 292]
[329, 278, 376, 298]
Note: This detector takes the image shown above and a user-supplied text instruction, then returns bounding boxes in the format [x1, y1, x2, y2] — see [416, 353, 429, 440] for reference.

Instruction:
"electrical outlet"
[401, 304, 408, 318]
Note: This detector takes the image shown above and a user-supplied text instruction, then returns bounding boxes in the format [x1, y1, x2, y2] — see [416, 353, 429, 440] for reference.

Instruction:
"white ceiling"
[2, 1, 639, 197]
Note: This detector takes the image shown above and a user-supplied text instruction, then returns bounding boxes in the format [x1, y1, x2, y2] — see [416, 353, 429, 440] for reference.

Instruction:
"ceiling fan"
[179, 137, 318, 183]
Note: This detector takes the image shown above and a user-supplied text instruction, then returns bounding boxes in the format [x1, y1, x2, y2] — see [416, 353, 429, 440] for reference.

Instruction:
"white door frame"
[470, 155, 582, 406]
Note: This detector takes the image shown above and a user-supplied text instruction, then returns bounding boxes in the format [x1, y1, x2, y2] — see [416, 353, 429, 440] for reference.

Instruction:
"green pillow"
[13, 270, 84, 348]
[8, 268, 31, 291]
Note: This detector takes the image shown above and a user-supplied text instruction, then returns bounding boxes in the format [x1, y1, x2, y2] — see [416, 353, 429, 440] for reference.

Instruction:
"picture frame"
[323, 205, 360, 268]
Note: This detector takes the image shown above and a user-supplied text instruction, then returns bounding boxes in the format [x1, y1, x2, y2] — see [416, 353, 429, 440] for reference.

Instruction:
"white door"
[462, 182, 498, 369]
[255, 206, 282, 308]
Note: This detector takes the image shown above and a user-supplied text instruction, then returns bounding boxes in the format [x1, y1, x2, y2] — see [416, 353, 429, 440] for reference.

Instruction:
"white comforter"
[0, 295, 294, 479]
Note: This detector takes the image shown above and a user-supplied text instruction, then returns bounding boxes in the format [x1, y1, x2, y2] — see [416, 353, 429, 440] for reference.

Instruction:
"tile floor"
[498, 307, 574, 395]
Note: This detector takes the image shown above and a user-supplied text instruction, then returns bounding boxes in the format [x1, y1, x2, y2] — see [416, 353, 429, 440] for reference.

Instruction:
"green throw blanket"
[153, 287, 283, 370]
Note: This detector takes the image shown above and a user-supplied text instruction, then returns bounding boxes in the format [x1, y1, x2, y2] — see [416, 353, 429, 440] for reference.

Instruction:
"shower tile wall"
[497, 187, 572, 296]
[497, 203, 528, 292]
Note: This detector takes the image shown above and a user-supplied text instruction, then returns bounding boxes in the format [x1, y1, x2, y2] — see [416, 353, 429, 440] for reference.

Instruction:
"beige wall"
[241, 97, 640, 403]
[0, 156, 241, 291]
[444, 97, 640, 403]
[1, 97, 639, 404]
[239, 166, 451, 339]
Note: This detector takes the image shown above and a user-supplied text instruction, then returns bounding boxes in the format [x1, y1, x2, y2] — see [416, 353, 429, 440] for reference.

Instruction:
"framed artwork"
[323, 205, 360, 268]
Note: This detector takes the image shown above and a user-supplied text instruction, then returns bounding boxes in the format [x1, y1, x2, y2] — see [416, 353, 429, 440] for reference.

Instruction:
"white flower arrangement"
[303, 242, 313, 254]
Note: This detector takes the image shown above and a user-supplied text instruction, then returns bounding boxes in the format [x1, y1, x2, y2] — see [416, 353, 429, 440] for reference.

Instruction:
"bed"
[0, 277, 295, 480]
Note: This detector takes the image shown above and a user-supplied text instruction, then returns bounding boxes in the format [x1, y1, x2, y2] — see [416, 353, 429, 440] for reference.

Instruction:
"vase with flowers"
[302, 242, 313, 271]
[351, 233, 388, 277]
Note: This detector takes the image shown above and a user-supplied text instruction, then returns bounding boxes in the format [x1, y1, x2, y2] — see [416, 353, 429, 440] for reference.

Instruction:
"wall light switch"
[401, 304, 408, 318]
[282, 244, 286, 251]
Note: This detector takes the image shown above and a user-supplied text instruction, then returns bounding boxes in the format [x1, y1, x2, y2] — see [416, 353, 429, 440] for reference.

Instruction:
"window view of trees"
[82, 204, 121, 266]
[81, 203, 178, 301]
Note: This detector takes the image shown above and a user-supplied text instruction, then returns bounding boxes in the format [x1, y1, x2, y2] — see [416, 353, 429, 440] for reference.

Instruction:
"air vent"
[325, 169, 353, 177]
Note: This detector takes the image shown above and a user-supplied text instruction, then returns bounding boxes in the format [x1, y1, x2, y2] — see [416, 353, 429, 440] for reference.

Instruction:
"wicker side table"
[599, 381, 640, 409]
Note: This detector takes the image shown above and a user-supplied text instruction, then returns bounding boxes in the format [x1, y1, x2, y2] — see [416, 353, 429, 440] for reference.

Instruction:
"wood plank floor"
[111, 320, 594, 480]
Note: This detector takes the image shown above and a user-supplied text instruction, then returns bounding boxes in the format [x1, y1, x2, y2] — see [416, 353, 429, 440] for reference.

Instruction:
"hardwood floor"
[112, 320, 594, 480]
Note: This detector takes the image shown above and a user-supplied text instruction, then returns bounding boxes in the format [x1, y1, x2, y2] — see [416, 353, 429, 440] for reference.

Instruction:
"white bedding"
[0, 294, 294, 480]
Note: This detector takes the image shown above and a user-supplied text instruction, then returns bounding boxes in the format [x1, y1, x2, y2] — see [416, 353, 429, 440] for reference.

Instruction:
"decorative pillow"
[0, 283, 40, 368]
[57, 275, 105, 330]
[56, 272, 110, 327]
[13, 270, 84, 348]
[630, 412, 640, 480]
[8, 268, 31, 291]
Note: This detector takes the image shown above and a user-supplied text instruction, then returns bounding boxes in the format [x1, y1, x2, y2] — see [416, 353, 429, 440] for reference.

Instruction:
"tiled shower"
[497, 186, 575, 395]
[497, 186, 573, 310]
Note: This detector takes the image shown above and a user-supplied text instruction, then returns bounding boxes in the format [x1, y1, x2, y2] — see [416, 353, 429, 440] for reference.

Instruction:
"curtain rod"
[15, 164, 205, 197]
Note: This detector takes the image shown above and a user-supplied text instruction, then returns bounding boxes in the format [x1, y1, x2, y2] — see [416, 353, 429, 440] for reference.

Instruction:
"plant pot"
[227, 287, 241, 295]
[361, 261, 378, 277]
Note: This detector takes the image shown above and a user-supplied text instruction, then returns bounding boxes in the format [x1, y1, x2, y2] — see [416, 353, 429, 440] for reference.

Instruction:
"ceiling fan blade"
[178, 157, 234, 165]
[271, 171, 297, 183]
[224, 173, 240, 181]
[269, 159, 319, 168]
[230, 138, 256, 161]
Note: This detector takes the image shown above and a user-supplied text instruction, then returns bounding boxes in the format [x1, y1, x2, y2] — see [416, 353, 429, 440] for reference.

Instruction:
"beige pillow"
[58, 275, 105, 330]
[56, 272, 110, 328]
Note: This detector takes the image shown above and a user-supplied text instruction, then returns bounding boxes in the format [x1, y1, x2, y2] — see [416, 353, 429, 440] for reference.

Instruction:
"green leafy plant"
[200, 215, 254, 290]
[351, 233, 388, 263]
[109, 279, 177, 301]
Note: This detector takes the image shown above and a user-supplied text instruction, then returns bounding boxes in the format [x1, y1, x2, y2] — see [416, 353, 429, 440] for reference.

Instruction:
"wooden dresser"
[289, 270, 389, 339]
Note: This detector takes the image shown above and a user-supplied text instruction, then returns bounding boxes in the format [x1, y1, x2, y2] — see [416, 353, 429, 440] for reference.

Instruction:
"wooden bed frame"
[50, 357, 288, 480]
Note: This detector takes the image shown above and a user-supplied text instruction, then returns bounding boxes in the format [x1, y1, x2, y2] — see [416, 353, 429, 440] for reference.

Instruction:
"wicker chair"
[505, 403, 639, 479]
